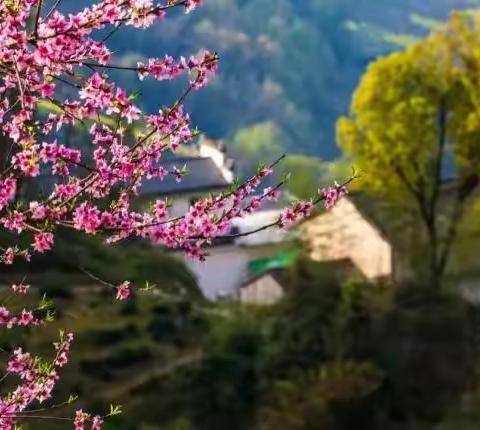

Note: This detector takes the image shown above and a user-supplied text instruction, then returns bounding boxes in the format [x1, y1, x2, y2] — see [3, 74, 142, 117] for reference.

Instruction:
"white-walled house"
[183, 203, 292, 300]
[138, 139, 407, 299]
[139, 139, 234, 218]
[137, 138, 292, 300]
[185, 240, 291, 300]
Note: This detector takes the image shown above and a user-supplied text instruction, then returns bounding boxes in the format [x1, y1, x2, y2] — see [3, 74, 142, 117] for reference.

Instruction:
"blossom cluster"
[0, 0, 349, 427]
[1, 335, 72, 427]
[0, 0, 218, 265]
[1, 330, 104, 430]
[0, 0, 348, 270]
[320, 182, 349, 210]
[0, 283, 112, 429]
[0, 283, 65, 428]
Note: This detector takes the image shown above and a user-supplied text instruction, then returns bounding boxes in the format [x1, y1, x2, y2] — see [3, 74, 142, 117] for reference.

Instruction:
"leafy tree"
[230, 122, 283, 163]
[337, 12, 480, 287]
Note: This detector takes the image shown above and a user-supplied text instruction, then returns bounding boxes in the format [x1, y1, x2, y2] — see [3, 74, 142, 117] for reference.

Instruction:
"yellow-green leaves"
[337, 11, 480, 198]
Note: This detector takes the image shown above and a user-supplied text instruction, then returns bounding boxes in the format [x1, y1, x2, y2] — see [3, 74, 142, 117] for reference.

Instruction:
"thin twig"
[44, 0, 63, 21]
[33, 0, 43, 39]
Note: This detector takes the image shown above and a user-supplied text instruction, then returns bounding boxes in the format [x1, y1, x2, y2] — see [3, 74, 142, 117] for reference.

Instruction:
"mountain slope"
[58, 0, 480, 158]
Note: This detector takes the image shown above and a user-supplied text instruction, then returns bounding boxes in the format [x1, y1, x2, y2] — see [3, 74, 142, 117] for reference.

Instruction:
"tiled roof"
[31, 156, 231, 197]
[139, 157, 231, 196]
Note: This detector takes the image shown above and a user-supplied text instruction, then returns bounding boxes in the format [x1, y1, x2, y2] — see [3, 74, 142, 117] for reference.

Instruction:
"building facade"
[300, 196, 394, 281]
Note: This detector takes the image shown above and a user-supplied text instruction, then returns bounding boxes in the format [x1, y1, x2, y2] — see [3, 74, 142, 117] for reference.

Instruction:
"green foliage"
[256, 361, 382, 430]
[180, 324, 262, 430]
[337, 12, 480, 285]
[2, 228, 200, 298]
[230, 122, 282, 161]
[277, 155, 325, 199]
[229, 125, 354, 198]
[337, 11, 480, 197]
[370, 288, 473, 426]
[9, 252, 478, 430]
[449, 195, 480, 279]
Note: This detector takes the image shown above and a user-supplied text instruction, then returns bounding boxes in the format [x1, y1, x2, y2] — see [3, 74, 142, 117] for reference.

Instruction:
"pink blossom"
[0, 178, 16, 210]
[2, 248, 15, 265]
[54, 351, 68, 367]
[17, 310, 34, 326]
[185, 0, 203, 13]
[91, 415, 104, 430]
[73, 202, 101, 234]
[0, 306, 10, 325]
[7, 348, 33, 376]
[279, 208, 297, 227]
[12, 284, 30, 294]
[116, 281, 131, 300]
[319, 182, 348, 209]
[2, 211, 25, 233]
[264, 187, 281, 201]
[33, 232, 54, 253]
[74, 410, 89, 430]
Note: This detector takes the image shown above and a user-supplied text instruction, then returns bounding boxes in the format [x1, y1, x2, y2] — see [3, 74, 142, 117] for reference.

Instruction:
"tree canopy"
[337, 11, 480, 285]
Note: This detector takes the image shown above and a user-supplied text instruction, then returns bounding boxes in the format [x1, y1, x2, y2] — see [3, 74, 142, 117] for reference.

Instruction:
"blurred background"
[2, 0, 480, 429]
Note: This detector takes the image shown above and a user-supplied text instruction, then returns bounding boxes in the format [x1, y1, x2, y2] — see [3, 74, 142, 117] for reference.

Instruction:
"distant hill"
[59, 0, 480, 158]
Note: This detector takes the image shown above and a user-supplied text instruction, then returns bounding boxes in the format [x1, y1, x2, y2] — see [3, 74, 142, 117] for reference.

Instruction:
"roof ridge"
[160, 156, 213, 163]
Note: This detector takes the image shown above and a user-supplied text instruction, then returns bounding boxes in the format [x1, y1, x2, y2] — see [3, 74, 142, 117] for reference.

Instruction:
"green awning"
[248, 250, 298, 274]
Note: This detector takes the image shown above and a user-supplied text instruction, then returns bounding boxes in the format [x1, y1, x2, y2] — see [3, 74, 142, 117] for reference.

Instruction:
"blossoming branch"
[0, 1, 352, 428]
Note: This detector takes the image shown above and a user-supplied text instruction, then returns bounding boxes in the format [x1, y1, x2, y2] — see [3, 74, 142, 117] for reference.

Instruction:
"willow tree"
[337, 12, 480, 287]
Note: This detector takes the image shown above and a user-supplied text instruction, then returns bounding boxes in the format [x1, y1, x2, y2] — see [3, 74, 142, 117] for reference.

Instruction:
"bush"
[80, 345, 153, 380]
[84, 324, 138, 347]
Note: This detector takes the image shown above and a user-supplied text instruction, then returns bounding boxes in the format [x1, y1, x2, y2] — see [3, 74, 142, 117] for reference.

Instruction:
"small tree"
[337, 12, 480, 287]
[0, 1, 350, 428]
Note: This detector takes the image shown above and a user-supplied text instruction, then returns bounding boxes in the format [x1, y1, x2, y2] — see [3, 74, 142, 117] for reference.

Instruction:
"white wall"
[198, 140, 234, 183]
[169, 197, 190, 218]
[183, 245, 249, 300]
[234, 209, 288, 246]
[199, 141, 225, 170]
[181, 243, 288, 300]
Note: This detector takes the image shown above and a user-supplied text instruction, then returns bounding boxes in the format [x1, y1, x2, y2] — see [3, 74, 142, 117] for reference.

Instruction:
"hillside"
[63, 0, 480, 158]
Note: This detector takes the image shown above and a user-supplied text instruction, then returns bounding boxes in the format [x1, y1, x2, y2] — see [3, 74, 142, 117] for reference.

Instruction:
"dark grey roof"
[28, 156, 230, 198]
[140, 157, 231, 196]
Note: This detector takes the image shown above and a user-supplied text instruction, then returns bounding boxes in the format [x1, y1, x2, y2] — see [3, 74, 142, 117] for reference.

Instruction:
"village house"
[299, 187, 480, 289]
[240, 259, 357, 306]
[138, 137, 292, 300]
[300, 195, 394, 281]
[298, 192, 422, 284]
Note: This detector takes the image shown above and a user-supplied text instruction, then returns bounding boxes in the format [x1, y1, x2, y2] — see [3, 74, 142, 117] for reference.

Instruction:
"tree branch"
[33, 0, 43, 39]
